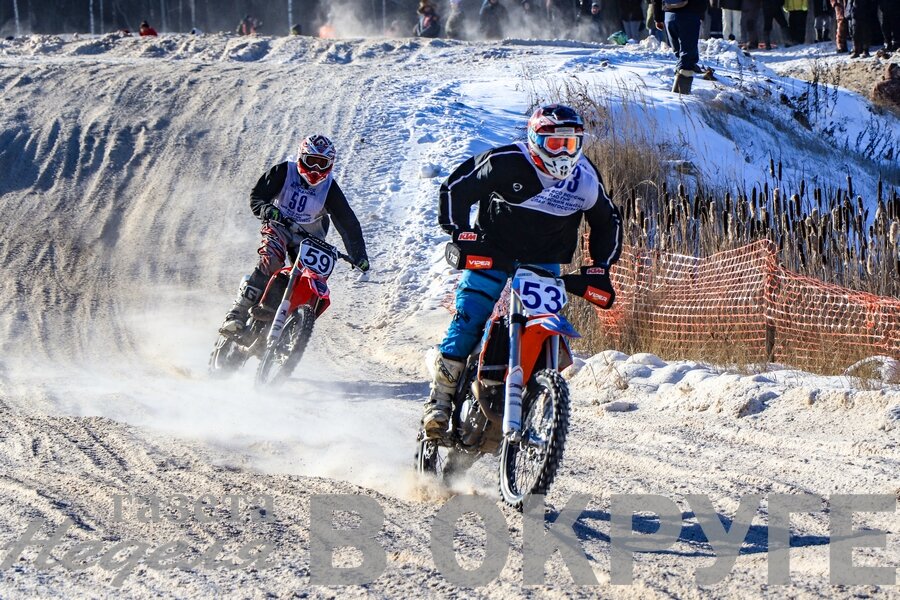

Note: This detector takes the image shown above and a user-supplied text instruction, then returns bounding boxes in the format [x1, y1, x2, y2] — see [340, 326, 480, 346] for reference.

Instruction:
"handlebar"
[284, 220, 358, 269]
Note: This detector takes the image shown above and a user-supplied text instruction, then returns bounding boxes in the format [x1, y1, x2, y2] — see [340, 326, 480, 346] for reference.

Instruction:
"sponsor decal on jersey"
[586, 267, 606, 275]
[585, 286, 611, 306]
[458, 231, 479, 242]
[466, 256, 493, 269]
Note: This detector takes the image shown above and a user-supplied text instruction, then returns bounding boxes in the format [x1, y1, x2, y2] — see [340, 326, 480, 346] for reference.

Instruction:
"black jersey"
[438, 142, 622, 265]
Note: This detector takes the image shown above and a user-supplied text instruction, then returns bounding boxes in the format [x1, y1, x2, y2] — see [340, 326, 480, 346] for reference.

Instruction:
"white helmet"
[526, 104, 585, 180]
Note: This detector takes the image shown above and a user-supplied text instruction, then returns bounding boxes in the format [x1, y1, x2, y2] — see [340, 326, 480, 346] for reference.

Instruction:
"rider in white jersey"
[219, 135, 369, 335]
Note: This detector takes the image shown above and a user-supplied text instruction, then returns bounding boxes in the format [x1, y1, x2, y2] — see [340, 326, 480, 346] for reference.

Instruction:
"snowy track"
[0, 33, 898, 597]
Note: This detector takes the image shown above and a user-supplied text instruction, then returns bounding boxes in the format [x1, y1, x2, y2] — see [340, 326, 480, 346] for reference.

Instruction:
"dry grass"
[537, 78, 900, 374]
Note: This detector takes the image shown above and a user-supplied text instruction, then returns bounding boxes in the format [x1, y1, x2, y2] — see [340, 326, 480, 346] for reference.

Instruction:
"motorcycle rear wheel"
[415, 434, 477, 483]
[498, 368, 570, 510]
[208, 335, 245, 378]
[255, 305, 315, 388]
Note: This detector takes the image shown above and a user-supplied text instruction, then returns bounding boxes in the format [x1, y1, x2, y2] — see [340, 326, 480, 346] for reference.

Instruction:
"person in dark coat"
[480, 0, 509, 38]
[847, 0, 875, 56]
[741, 0, 762, 48]
[619, 0, 645, 40]
[708, 0, 725, 38]
[720, 0, 742, 41]
[761, 0, 790, 48]
[880, 0, 899, 51]
[653, 0, 707, 93]
[415, 3, 442, 37]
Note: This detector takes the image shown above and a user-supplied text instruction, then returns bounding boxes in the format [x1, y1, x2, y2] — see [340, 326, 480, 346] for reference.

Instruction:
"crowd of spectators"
[407, 0, 899, 57]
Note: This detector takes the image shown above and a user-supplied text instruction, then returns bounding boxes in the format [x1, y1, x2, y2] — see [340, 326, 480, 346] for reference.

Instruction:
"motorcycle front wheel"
[255, 305, 315, 388]
[498, 368, 570, 510]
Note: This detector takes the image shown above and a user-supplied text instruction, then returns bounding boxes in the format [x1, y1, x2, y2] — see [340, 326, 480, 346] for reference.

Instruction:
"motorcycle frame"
[266, 251, 333, 346]
[501, 266, 579, 440]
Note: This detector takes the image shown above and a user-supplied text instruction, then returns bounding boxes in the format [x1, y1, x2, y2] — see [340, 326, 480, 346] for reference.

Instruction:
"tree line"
[1, 0, 409, 36]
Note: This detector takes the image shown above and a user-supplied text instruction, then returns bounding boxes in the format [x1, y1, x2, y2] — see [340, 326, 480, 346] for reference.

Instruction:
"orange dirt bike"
[209, 229, 355, 387]
[416, 234, 608, 509]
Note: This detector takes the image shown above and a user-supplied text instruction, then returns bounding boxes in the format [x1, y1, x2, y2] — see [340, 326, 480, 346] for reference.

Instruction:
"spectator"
[139, 20, 158, 36]
[577, 0, 606, 39]
[237, 15, 260, 36]
[190, 27, 203, 35]
[872, 62, 900, 108]
[647, 2, 666, 40]
[446, 0, 466, 38]
[720, 0, 742, 41]
[708, 0, 725, 38]
[877, 0, 898, 51]
[547, 0, 578, 30]
[415, 3, 442, 37]
[741, 0, 762, 49]
[480, 0, 509, 38]
[761, 0, 790, 48]
[811, 0, 831, 41]
[620, 0, 645, 40]
[290, 24, 302, 35]
[848, 0, 875, 57]
[653, 0, 707, 94]
[831, 0, 849, 52]
[785, 0, 808, 44]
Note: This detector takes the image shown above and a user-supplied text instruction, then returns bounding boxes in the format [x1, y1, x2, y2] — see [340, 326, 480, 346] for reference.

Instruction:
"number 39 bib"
[273, 162, 333, 224]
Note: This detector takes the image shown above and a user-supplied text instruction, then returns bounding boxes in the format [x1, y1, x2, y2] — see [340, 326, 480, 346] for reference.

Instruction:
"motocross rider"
[220, 134, 369, 335]
[423, 104, 623, 439]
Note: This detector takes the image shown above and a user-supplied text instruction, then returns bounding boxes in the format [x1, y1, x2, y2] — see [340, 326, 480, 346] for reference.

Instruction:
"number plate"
[513, 268, 568, 316]
[298, 238, 336, 276]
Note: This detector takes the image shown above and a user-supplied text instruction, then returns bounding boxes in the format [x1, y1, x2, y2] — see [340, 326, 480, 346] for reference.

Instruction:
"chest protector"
[273, 162, 333, 233]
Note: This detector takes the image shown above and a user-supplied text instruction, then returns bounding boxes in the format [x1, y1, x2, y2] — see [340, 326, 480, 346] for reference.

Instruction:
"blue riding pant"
[665, 11, 702, 73]
[439, 264, 560, 361]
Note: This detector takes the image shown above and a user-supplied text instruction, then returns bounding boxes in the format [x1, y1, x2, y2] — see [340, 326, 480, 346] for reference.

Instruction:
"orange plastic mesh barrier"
[598, 240, 900, 369]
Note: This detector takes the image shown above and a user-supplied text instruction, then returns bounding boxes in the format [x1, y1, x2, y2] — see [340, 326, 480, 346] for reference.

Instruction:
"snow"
[0, 32, 898, 597]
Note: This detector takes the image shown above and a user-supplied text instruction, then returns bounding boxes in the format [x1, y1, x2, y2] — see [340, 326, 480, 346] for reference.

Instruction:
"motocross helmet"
[297, 134, 335, 186]
[526, 104, 585, 180]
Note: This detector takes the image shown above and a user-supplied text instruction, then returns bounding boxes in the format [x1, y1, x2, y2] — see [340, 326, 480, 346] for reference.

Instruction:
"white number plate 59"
[514, 270, 567, 316]
[299, 239, 334, 276]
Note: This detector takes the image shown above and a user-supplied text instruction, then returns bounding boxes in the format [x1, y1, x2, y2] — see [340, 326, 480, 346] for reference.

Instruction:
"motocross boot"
[422, 354, 465, 439]
[219, 272, 266, 336]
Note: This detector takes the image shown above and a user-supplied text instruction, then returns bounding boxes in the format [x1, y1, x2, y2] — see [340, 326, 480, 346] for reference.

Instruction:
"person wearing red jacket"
[139, 21, 158, 36]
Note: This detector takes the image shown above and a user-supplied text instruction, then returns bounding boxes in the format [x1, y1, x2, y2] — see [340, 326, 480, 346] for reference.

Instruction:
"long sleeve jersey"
[439, 142, 622, 266]
[250, 161, 368, 262]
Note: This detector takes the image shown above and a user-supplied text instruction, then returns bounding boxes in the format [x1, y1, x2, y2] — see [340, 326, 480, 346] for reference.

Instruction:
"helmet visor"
[301, 153, 333, 172]
[538, 134, 582, 157]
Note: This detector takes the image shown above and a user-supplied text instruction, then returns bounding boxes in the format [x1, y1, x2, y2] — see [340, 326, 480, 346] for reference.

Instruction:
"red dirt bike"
[209, 229, 355, 387]
[416, 234, 609, 509]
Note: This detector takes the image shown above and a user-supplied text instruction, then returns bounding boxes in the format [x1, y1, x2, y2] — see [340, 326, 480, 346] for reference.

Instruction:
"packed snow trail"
[0, 34, 897, 598]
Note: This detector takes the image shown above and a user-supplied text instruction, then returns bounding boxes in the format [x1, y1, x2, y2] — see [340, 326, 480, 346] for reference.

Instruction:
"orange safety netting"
[598, 240, 900, 368]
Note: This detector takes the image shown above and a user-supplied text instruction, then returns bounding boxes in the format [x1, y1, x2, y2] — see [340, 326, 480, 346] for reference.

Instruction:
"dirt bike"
[415, 234, 604, 510]
[209, 227, 355, 387]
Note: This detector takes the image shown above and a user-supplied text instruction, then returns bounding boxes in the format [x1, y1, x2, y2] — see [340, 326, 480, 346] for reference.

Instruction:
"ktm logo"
[466, 256, 493, 269]
[458, 232, 478, 242]
[585, 286, 611, 305]
[586, 267, 606, 275]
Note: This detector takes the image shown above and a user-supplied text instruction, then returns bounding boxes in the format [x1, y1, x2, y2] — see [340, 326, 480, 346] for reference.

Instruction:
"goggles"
[534, 133, 583, 157]
[301, 153, 333, 172]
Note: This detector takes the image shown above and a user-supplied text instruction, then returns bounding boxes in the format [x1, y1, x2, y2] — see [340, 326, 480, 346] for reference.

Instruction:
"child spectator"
[415, 3, 442, 37]
[139, 20, 158, 36]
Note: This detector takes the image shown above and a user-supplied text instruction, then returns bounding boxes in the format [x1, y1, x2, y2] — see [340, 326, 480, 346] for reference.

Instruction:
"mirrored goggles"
[301, 153, 333, 172]
[536, 134, 583, 157]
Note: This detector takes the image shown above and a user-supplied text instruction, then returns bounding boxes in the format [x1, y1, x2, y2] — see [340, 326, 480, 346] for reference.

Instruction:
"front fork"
[268, 259, 301, 345]
[502, 295, 561, 441]
[502, 293, 527, 440]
